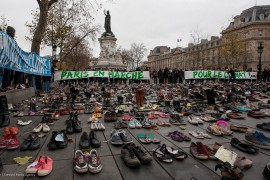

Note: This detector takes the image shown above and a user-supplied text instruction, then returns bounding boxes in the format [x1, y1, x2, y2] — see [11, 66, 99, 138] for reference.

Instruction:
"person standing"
[228, 68, 235, 82]
[158, 69, 163, 85]
[163, 67, 169, 84]
[152, 69, 157, 84]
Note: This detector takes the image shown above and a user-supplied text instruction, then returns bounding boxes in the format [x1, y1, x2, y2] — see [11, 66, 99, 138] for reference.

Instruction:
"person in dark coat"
[158, 69, 163, 85]
[163, 68, 169, 84]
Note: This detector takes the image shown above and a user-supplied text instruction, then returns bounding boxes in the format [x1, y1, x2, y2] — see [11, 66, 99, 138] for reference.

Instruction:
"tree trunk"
[31, 2, 49, 54]
[31, 0, 58, 54]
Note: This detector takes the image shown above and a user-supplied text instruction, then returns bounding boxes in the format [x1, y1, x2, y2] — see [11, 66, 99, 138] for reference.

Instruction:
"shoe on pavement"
[121, 144, 140, 167]
[110, 130, 123, 145]
[73, 150, 88, 173]
[85, 149, 102, 173]
[37, 156, 53, 176]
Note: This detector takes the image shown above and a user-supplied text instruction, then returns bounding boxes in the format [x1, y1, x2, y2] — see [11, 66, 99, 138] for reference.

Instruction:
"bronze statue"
[103, 10, 114, 37]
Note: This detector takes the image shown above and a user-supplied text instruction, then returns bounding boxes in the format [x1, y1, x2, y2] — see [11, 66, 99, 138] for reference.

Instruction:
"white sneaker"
[128, 120, 136, 129]
[91, 122, 98, 131]
[42, 124, 50, 132]
[97, 122, 105, 131]
[134, 120, 142, 128]
[33, 124, 43, 133]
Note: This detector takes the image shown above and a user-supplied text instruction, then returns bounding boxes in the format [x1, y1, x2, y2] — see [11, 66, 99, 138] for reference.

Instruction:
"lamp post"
[52, 45, 57, 81]
[257, 43, 264, 81]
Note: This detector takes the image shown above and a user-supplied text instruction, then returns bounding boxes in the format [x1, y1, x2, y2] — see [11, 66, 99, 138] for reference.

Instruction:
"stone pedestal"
[95, 36, 127, 70]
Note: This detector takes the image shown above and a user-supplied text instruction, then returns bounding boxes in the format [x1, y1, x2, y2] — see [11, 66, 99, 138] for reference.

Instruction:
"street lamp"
[257, 43, 264, 81]
[52, 45, 57, 68]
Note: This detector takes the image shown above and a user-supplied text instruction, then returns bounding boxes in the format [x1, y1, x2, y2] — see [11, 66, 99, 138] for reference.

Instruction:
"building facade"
[147, 6, 270, 71]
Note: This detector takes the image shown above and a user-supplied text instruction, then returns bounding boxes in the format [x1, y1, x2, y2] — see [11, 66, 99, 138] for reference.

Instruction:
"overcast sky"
[1, 0, 269, 60]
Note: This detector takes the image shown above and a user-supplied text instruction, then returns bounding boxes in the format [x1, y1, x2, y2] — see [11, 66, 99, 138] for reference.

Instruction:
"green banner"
[54, 71, 150, 81]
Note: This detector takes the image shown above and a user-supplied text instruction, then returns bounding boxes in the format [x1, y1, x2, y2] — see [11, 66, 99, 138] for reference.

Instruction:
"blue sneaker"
[245, 131, 270, 149]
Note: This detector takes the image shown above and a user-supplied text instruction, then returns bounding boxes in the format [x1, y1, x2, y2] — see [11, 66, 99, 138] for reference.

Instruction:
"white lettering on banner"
[184, 70, 257, 79]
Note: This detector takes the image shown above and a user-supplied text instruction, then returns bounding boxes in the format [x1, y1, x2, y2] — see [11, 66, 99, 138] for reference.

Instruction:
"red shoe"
[6, 135, 20, 150]
[25, 156, 43, 174]
[0, 135, 11, 149]
[37, 156, 53, 176]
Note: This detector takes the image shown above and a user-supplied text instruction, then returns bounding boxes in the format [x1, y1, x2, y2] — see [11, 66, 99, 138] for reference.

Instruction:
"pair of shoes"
[20, 134, 40, 151]
[47, 131, 68, 150]
[3, 126, 18, 135]
[168, 131, 191, 142]
[25, 156, 53, 176]
[245, 131, 270, 149]
[190, 142, 217, 160]
[137, 134, 160, 144]
[74, 149, 102, 174]
[104, 111, 118, 122]
[153, 144, 187, 163]
[230, 137, 258, 154]
[114, 120, 128, 129]
[110, 130, 133, 145]
[90, 121, 105, 131]
[189, 130, 212, 139]
[121, 143, 152, 167]
[169, 114, 185, 125]
[79, 131, 101, 149]
[65, 112, 82, 134]
[128, 119, 142, 129]
[40, 114, 54, 126]
[33, 123, 50, 133]
[188, 115, 203, 125]
[0, 134, 20, 150]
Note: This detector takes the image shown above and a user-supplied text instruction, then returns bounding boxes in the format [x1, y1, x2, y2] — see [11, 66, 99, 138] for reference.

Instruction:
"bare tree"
[0, 15, 8, 31]
[30, 0, 108, 55]
[190, 25, 209, 45]
[127, 43, 147, 70]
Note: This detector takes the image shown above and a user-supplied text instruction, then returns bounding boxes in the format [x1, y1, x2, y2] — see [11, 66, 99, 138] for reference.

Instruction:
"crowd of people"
[0, 26, 52, 93]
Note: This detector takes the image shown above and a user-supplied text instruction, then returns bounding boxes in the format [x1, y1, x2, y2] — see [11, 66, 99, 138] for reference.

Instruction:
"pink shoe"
[37, 156, 53, 176]
[6, 135, 20, 150]
[25, 156, 43, 174]
[0, 135, 11, 149]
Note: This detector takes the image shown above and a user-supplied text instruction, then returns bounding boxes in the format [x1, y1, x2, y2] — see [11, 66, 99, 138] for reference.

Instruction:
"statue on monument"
[102, 10, 115, 37]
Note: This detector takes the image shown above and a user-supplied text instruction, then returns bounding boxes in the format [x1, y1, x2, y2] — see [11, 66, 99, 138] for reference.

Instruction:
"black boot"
[0, 95, 10, 127]
[0, 95, 8, 113]
[73, 112, 82, 133]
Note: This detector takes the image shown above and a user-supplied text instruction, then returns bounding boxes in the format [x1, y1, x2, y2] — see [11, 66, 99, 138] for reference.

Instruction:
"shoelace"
[128, 148, 136, 159]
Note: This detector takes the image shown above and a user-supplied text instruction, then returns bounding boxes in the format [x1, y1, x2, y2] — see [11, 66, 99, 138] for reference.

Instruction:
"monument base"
[95, 35, 127, 70]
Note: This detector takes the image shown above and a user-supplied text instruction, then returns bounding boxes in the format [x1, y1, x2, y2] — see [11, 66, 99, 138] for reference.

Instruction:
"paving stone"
[1, 163, 28, 180]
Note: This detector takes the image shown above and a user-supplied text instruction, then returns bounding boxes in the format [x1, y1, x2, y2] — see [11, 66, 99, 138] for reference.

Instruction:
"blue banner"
[0, 32, 51, 76]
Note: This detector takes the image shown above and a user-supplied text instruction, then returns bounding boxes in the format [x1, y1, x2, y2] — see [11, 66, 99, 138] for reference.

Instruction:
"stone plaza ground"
[0, 109, 269, 180]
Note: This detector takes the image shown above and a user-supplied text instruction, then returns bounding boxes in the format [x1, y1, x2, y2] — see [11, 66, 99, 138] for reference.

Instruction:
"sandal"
[153, 144, 173, 163]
